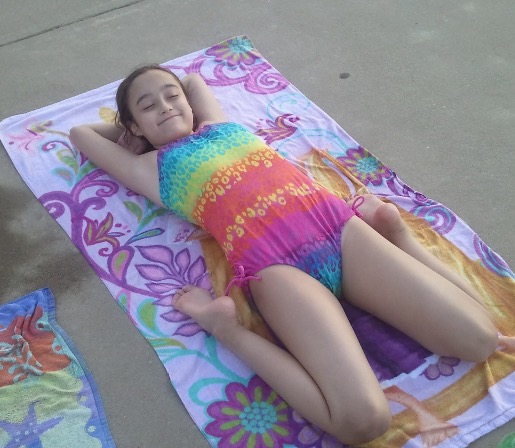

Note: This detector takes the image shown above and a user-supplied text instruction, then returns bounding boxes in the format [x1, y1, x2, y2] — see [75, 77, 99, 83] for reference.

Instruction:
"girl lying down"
[71, 64, 513, 445]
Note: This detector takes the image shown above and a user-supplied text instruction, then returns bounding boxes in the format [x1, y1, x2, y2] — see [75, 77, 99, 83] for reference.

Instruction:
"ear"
[130, 122, 143, 137]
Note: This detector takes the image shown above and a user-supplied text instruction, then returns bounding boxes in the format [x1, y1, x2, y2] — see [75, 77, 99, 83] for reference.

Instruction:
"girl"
[71, 65, 501, 445]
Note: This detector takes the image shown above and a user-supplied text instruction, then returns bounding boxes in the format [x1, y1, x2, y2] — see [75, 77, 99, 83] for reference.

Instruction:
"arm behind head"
[182, 73, 227, 129]
[70, 123, 163, 206]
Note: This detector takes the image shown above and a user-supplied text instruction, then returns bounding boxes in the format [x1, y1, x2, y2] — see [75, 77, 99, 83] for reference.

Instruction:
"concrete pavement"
[1, 1, 514, 446]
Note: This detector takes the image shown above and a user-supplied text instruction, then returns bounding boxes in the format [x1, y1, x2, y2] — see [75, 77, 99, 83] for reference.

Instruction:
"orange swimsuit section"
[157, 122, 357, 297]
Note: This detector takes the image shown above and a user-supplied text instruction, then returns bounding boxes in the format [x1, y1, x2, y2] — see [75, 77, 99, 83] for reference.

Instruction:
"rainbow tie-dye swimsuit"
[157, 122, 356, 297]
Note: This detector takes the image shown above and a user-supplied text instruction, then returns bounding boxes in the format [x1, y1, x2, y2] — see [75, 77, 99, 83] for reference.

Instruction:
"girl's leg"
[348, 194, 487, 306]
[339, 217, 498, 362]
[173, 268, 391, 445]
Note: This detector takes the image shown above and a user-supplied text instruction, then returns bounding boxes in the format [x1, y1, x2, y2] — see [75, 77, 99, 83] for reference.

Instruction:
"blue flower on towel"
[205, 375, 300, 447]
[343, 145, 393, 186]
[205, 36, 260, 68]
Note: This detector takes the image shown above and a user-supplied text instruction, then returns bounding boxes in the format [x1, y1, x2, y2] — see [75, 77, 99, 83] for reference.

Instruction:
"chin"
[174, 127, 194, 140]
[158, 129, 192, 146]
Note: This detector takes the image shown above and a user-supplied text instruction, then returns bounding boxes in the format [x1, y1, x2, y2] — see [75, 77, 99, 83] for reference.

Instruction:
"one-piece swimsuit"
[157, 122, 357, 297]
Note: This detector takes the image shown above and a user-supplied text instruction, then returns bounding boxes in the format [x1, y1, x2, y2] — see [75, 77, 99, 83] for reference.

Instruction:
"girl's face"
[127, 70, 194, 147]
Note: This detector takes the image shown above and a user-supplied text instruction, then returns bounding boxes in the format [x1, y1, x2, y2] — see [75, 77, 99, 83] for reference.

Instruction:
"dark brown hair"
[115, 64, 186, 150]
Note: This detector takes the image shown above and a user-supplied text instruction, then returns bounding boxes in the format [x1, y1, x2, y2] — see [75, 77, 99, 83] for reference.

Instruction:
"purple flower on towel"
[342, 146, 392, 186]
[205, 36, 259, 68]
[136, 245, 211, 337]
[423, 356, 460, 380]
[205, 375, 299, 447]
[136, 245, 211, 295]
[201, 37, 288, 94]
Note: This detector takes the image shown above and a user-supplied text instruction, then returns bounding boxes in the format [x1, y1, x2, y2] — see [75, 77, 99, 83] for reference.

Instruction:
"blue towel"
[0, 288, 114, 447]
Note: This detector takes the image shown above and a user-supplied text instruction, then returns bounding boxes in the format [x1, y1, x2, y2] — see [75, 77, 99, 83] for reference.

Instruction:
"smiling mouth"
[159, 115, 180, 125]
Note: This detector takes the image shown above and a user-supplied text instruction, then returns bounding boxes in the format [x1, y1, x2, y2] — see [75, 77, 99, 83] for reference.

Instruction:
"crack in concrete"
[0, 0, 145, 48]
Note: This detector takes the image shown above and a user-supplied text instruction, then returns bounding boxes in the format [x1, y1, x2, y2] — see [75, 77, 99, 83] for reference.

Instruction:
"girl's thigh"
[249, 264, 386, 417]
[339, 217, 497, 361]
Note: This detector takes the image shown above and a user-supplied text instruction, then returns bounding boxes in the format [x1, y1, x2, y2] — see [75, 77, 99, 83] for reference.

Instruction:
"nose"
[160, 100, 173, 113]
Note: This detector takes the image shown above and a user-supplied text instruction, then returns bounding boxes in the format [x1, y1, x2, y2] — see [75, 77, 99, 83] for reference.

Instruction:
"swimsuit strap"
[351, 195, 365, 219]
[225, 265, 262, 297]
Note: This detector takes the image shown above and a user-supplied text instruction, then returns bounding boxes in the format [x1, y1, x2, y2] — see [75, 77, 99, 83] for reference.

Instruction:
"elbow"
[182, 72, 204, 94]
[69, 125, 89, 152]
[69, 125, 81, 146]
[182, 72, 202, 84]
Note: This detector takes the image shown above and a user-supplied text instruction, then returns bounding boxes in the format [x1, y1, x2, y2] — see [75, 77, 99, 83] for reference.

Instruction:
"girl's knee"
[454, 317, 498, 362]
[466, 322, 498, 362]
[330, 393, 391, 444]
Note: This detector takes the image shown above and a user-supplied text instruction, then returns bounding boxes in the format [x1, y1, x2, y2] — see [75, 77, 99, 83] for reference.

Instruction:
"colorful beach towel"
[1, 36, 514, 447]
[0, 288, 114, 447]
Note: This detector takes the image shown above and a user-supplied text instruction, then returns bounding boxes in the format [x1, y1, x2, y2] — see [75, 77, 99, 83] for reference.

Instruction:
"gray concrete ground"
[1, 1, 514, 447]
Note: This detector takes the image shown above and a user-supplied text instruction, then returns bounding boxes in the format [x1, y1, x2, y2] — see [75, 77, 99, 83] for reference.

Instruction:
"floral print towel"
[0, 288, 114, 447]
[1, 36, 514, 447]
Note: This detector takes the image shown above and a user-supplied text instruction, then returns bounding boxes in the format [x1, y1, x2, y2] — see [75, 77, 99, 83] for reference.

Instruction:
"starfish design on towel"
[255, 113, 300, 145]
[0, 402, 63, 448]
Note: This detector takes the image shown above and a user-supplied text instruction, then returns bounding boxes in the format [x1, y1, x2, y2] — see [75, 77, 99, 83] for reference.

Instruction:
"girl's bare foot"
[350, 195, 487, 307]
[348, 194, 406, 242]
[172, 285, 241, 338]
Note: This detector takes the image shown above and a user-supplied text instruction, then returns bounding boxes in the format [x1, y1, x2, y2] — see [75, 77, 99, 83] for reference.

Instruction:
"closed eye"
[143, 104, 155, 111]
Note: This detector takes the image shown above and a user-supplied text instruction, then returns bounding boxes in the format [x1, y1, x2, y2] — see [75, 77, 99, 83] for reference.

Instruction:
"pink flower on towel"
[341, 146, 392, 186]
[205, 376, 299, 447]
[205, 36, 259, 68]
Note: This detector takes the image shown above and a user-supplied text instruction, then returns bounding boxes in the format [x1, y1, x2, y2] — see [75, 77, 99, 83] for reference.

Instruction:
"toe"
[171, 293, 181, 305]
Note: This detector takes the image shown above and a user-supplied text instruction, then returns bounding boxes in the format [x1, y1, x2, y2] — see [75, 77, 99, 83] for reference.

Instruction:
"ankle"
[216, 323, 248, 350]
[208, 296, 244, 343]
